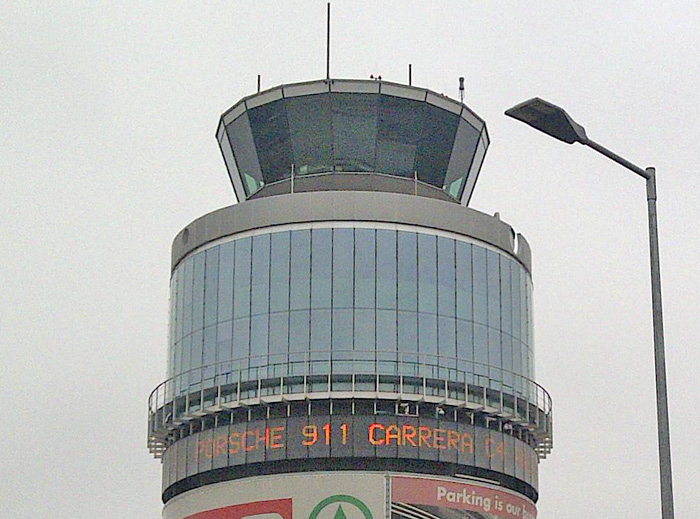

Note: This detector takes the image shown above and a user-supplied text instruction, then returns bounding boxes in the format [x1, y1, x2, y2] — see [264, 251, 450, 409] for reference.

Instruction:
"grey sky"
[2, 2, 698, 518]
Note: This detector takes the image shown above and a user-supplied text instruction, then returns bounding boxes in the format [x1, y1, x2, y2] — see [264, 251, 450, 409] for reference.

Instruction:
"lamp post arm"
[581, 138, 649, 179]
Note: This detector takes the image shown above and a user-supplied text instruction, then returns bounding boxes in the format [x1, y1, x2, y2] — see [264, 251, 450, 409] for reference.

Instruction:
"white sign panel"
[163, 472, 386, 519]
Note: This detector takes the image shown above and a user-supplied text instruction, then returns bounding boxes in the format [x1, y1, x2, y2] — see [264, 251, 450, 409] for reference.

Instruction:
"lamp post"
[505, 98, 674, 519]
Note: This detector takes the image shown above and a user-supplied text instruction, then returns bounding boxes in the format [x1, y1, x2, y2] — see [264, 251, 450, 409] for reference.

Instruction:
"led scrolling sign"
[193, 419, 532, 471]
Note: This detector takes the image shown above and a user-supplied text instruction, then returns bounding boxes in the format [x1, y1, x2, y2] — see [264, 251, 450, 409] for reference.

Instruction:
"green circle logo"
[308, 495, 373, 519]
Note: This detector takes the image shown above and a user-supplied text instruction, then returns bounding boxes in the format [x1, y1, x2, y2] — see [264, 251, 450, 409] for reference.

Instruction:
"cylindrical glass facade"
[166, 224, 534, 396]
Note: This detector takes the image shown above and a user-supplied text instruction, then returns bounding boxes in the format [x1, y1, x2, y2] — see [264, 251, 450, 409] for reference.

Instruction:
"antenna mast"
[326, 3, 331, 79]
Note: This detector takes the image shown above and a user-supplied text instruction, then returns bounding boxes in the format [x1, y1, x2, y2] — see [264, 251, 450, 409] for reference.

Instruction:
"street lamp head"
[505, 97, 587, 145]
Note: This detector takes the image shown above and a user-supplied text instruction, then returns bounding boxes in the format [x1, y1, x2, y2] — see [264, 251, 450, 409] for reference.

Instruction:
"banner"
[391, 475, 536, 519]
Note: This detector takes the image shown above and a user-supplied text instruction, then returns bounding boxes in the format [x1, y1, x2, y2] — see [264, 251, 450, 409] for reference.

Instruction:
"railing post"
[200, 374, 205, 411]
[499, 368, 504, 414]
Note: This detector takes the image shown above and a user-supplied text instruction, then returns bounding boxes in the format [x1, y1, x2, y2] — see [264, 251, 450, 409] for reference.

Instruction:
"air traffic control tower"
[148, 78, 553, 519]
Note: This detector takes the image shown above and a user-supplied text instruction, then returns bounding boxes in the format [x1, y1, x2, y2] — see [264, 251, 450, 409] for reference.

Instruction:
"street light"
[506, 98, 674, 519]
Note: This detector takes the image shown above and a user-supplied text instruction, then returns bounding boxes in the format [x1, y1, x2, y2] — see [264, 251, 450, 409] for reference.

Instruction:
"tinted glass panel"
[250, 314, 268, 365]
[461, 135, 488, 202]
[487, 250, 501, 329]
[232, 317, 250, 361]
[397, 310, 418, 355]
[175, 268, 184, 343]
[332, 93, 377, 171]
[203, 325, 216, 368]
[415, 104, 459, 187]
[248, 99, 293, 184]
[500, 256, 512, 336]
[376, 309, 397, 352]
[290, 230, 311, 310]
[397, 232, 417, 312]
[444, 119, 479, 197]
[474, 324, 488, 375]
[251, 234, 271, 316]
[286, 94, 332, 175]
[190, 330, 203, 374]
[354, 229, 375, 309]
[311, 229, 332, 309]
[437, 237, 456, 318]
[269, 312, 289, 358]
[270, 232, 290, 313]
[204, 247, 220, 328]
[332, 308, 353, 352]
[376, 230, 397, 309]
[472, 246, 487, 325]
[438, 316, 456, 360]
[310, 309, 331, 352]
[192, 253, 205, 333]
[289, 310, 310, 353]
[217, 321, 233, 365]
[227, 112, 263, 195]
[376, 96, 422, 177]
[332, 229, 353, 308]
[511, 264, 521, 340]
[456, 319, 473, 364]
[182, 258, 193, 337]
[217, 242, 234, 323]
[418, 234, 437, 314]
[233, 238, 251, 318]
[355, 309, 375, 352]
[418, 313, 437, 357]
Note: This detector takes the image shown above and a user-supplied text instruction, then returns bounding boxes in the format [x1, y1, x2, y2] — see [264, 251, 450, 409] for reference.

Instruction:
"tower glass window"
[168, 226, 534, 394]
[218, 81, 488, 204]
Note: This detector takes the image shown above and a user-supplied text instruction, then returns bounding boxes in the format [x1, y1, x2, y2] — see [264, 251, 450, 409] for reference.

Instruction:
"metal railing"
[147, 351, 552, 459]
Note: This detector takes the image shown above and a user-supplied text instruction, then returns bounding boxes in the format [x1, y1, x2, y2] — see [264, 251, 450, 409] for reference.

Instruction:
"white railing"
[147, 351, 552, 459]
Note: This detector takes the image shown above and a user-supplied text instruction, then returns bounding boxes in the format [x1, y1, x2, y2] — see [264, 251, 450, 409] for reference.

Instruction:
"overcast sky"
[2, 2, 699, 518]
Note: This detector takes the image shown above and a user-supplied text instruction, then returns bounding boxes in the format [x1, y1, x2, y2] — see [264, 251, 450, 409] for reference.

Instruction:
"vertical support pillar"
[646, 167, 675, 519]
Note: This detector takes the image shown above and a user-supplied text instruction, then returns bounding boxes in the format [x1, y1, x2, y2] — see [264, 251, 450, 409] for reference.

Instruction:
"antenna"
[257, 74, 261, 93]
[459, 76, 465, 103]
[409, 64, 412, 86]
[326, 3, 331, 79]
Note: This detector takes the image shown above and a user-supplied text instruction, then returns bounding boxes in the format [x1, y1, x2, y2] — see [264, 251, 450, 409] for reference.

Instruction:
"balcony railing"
[147, 351, 552, 460]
